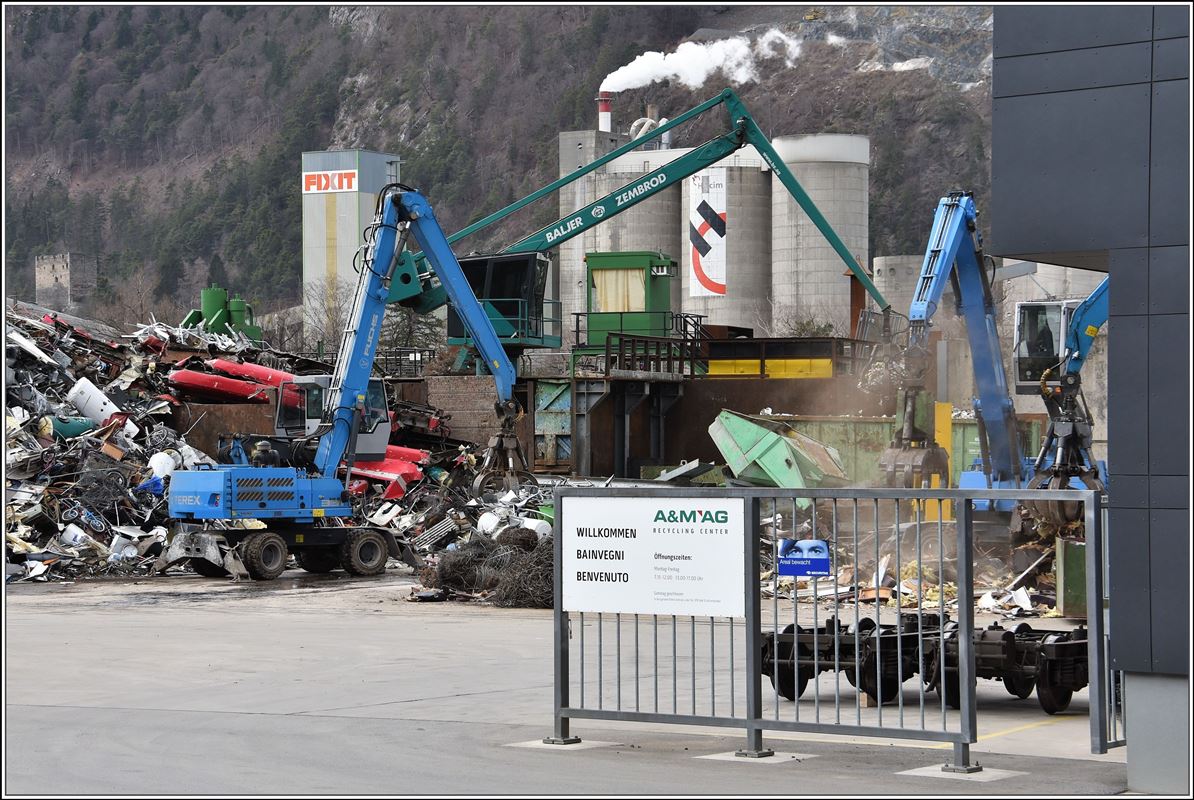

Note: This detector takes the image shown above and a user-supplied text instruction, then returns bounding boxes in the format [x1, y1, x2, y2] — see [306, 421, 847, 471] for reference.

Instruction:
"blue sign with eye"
[777, 539, 832, 577]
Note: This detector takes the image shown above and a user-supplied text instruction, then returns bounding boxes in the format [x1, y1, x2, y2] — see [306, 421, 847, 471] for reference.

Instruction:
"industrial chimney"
[596, 91, 613, 132]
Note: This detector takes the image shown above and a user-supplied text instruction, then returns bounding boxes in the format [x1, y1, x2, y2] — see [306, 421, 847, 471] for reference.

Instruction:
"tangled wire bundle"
[436, 537, 521, 593]
[494, 526, 539, 553]
[493, 537, 554, 609]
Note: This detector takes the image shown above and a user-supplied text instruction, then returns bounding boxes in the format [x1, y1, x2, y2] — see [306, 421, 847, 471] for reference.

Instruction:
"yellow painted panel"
[764, 358, 834, 378]
[708, 359, 762, 376]
[324, 192, 338, 305]
[925, 401, 954, 520]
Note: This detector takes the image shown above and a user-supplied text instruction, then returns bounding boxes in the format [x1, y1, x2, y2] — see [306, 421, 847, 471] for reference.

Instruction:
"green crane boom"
[391, 88, 889, 314]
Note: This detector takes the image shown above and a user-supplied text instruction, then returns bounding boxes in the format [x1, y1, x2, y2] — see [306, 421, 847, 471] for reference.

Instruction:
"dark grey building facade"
[990, 6, 1189, 792]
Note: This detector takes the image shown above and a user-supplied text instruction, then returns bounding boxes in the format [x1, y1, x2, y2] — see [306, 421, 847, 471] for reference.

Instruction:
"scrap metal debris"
[5, 302, 220, 582]
[5, 300, 556, 606]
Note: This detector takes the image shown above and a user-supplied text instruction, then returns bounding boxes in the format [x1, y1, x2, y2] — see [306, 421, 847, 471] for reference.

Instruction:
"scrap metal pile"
[759, 504, 1059, 616]
[397, 477, 555, 607]
[5, 301, 554, 606]
[5, 303, 225, 583]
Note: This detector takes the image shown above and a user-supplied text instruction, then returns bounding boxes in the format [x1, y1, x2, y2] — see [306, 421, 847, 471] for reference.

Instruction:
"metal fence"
[548, 486, 1120, 771]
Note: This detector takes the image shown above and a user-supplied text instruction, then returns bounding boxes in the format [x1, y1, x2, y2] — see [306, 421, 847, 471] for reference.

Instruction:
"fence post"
[737, 495, 774, 758]
[1084, 492, 1108, 754]
[943, 497, 981, 773]
[544, 491, 581, 745]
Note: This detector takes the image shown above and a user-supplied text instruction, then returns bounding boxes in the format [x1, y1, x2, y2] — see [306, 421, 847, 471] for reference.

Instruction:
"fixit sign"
[302, 170, 358, 194]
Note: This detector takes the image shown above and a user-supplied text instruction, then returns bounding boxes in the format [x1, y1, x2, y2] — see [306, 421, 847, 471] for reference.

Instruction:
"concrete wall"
[557, 131, 621, 346]
[871, 255, 922, 320]
[424, 375, 533, 457]
[592, 169, 682, 318]
[991, 6, 1188, 792]
[771, 135, 870, 337]
[1124, 673, 1191, 793]
[34, 255, 69, 312]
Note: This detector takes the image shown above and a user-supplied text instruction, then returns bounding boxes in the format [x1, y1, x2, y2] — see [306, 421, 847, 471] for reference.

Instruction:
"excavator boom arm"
[394, 88, 888, 314]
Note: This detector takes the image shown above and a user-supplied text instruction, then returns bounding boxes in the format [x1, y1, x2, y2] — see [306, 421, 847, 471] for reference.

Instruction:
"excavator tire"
[340, 529, 389, 576]
[296, 547, 340, 574]
[241, 532, 288, 581]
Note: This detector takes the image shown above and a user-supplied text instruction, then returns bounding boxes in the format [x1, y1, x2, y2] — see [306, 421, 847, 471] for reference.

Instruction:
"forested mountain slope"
[5, 5, 991, 318]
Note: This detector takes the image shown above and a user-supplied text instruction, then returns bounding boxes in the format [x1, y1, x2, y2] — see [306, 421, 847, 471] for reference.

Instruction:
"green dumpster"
[708, 410, 850, 509]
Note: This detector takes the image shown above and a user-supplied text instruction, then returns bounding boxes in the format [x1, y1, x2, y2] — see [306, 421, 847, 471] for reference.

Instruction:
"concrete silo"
[680, 158, 772, 331]
[556, 130, 621, 345]
[872, 254, 923, 317]
[770, 134, 869, 337]
[593, 163, 683, 325]
[301, 149, 402, 340]
[556, 134, 683, 343]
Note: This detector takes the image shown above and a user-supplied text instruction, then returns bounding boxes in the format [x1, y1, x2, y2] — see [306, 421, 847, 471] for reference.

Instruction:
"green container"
[201, 284, 228, 325]
[228, 296, 248, 326]
[778, 416, 894, 487]
[50, 415, 95, 440]
[584, 251, 676, 346]
[1056, 538, 1087, 618]
[586, 311, 671, 346]
[951, 418, 1045, 487]
[709, 410, 849, 509]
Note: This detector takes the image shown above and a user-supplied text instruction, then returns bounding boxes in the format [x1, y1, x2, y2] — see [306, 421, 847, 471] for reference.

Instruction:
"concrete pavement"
[4, 571, 1127, 794]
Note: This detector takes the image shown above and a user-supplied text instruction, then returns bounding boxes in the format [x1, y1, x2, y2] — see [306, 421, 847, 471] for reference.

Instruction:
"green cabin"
[581, 250, 677, 346]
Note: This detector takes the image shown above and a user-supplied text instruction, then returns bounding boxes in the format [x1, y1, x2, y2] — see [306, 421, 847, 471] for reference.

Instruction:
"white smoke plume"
[599, 29, 801, 93]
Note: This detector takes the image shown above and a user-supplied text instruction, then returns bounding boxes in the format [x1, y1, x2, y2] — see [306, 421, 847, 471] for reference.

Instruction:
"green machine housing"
[445, 252, 562, 352]
[181, 284, 264, 344]
[578, 251, 678, 346]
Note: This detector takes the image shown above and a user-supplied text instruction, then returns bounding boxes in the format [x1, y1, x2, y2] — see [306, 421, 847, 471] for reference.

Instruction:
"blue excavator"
[877, 192, 1107, 524]
[166, 185, 527, 579]
[877, 192, 1022, 499]
[1014, 275, 1109, 524]
[164, 87, 897, 580]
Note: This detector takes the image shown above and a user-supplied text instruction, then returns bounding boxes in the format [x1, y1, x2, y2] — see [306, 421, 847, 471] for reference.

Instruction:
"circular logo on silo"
[591, 206, 605, 219]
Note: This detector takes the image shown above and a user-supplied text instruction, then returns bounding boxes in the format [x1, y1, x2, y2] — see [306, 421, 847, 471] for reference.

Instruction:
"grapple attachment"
[879, 443, 951, 489]
[1021, 469, 1105, 527]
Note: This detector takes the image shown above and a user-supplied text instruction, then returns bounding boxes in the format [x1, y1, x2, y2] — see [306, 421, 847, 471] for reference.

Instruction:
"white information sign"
[561, 495, 745, 617]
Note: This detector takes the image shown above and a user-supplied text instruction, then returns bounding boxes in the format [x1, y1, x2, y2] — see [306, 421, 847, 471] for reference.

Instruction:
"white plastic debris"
[477, 510, 506, 536]
[65, 378, 139, 438]
[978, 590, 1000, 611]
[6, 327, 58, 365]
[148, 450, 182, 479]
[521, 518, 552, 540]
[107, 525, 167, 562]
[58, 523, 94, 548]
[177, 443, 216, 468]
[24, 561, 50, 581]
